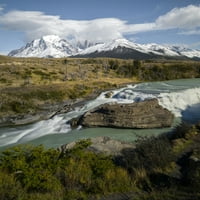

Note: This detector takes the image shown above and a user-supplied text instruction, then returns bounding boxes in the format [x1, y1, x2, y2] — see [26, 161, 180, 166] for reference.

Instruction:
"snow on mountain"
[8, 35, 200, 59]
[178, 49, 200, 58]
[78, 39, 200, 59]
[78, 39, 148, 55]
[78, 39, 183, 57]
[8, 35, 78, 58]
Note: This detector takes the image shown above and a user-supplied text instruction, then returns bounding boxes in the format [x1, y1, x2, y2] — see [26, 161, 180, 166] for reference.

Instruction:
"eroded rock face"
[76, 99, 174, 129]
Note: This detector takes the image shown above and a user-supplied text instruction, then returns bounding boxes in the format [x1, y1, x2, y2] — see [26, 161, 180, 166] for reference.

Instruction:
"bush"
[0, 145, 61, 192]
[0, 142, 134, 199]
[122, 136, 174, 174]
[0, 172, 24, 200]
[0, 124, 199, 199]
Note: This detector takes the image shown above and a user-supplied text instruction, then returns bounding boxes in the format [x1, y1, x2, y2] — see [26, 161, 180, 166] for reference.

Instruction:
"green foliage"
[0, 142, 133, 199]
[26, 89, 66, 101]
[0, 122, 200, 199]
[0, 145, 60, 192]
[0, 172, 24, 200]
[133, 60, 142, 70]
[58, 139, 133, 196]
[67, 84, 90, 99]
[108, 59, 119, 70]
[0, 78, 7, 83]
[137, 62, 200, 81]
[121, 136, 174, 175]
[117, 64, 135, 77]
[0, 100, 34, 113]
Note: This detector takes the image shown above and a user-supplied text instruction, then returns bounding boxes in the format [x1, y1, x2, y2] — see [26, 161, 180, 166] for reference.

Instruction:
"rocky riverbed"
[0, 92, 99, 127]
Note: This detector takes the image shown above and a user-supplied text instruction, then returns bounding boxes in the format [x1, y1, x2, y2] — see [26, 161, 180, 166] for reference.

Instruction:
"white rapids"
[0, 78, 200, 147]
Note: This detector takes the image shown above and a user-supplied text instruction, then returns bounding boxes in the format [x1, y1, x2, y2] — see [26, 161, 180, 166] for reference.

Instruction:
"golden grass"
[0, 56, 139, 116]
[0, 56, 136, 88]
[1, 55, 198, 116]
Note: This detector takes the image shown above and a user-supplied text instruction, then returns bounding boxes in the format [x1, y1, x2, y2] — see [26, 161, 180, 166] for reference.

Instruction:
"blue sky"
[0, 0, 200, 54]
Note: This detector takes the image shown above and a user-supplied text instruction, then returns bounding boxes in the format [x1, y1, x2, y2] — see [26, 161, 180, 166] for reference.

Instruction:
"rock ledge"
[71, 99, 174, 129]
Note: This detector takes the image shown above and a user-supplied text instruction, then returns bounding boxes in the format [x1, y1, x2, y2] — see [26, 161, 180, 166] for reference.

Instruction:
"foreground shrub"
[0, 172, 24, 200]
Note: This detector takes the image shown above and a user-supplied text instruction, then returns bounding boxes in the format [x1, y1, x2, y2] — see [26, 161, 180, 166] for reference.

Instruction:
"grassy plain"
[0, 55, 199, 117]
[0, 56, 137, 117]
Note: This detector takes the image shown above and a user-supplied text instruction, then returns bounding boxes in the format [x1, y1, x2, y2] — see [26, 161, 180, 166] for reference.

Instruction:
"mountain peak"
[8, 35, 78, 58]
[41, 35, 63, 43]
[8, 35, 200, 59]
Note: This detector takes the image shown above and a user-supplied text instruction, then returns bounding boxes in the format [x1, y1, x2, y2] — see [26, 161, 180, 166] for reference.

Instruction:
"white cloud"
[0, 10, 155, 43]
[0, 11, 127, 43]
[0, 4, 200, 43]
[123, 23, 156, 34]
[155, 5, 200, 29]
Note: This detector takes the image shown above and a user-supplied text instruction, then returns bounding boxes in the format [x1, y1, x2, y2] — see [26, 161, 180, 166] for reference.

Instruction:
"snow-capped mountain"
[8, 35, 200, 59]
[78, 38, 200, 59]
[8, 35, 78, 58]
[78, 39, 180, 56]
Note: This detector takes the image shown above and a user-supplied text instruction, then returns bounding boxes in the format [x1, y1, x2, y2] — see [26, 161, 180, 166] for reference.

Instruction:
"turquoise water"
[0, 118, 180, 151]
[0, 78, 200, 150]
[27, 119, 180, 149]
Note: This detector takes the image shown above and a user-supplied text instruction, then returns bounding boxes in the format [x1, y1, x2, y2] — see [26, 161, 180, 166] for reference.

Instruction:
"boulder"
[73, 99, 174, 129]
[59, 136, 135, 156]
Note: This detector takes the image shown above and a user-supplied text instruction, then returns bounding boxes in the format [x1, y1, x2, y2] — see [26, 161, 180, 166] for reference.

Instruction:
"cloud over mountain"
[0, 4, 200, 43]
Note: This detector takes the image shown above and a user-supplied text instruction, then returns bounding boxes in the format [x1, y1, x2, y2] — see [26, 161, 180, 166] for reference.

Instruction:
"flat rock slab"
[59, 136, 135, 156]
[79, 99, 174, 129]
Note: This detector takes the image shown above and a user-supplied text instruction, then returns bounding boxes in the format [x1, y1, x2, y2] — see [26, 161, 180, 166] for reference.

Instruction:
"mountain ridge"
[8, 35, 200, 60]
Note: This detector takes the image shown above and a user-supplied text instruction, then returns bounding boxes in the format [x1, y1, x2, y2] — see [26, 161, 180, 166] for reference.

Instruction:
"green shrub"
[0, 145, 61, 192]
[0, 124, 199, 200]
[0, 172, 24, 200]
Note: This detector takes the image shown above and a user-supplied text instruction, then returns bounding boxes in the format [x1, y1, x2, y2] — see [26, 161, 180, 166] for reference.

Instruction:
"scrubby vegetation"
[0, 141, 134, 200]
[0, 56, 136, 117]
[0, 55, 200, 116]
[0, 122, 200, 199]
[136, 60, 200, 81]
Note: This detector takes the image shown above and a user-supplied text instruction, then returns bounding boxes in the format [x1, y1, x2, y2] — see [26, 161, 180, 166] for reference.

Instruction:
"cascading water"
[0, 78, 200, 148]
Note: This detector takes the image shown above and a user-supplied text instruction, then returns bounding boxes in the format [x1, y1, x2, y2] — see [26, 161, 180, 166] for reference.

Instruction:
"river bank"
[0, 78, 200, 149]
[0, 81, 139, 127]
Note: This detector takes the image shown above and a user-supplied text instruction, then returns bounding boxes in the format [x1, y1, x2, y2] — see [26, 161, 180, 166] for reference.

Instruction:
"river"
[0, 78, 200, 150]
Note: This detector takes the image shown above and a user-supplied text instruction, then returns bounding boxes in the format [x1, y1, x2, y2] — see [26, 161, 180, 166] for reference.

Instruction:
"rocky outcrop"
[0, 90, 102, 127]
[0, 101, 73, 127]
[59, 136, 135, 156]
[71, 99, 174, 129]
